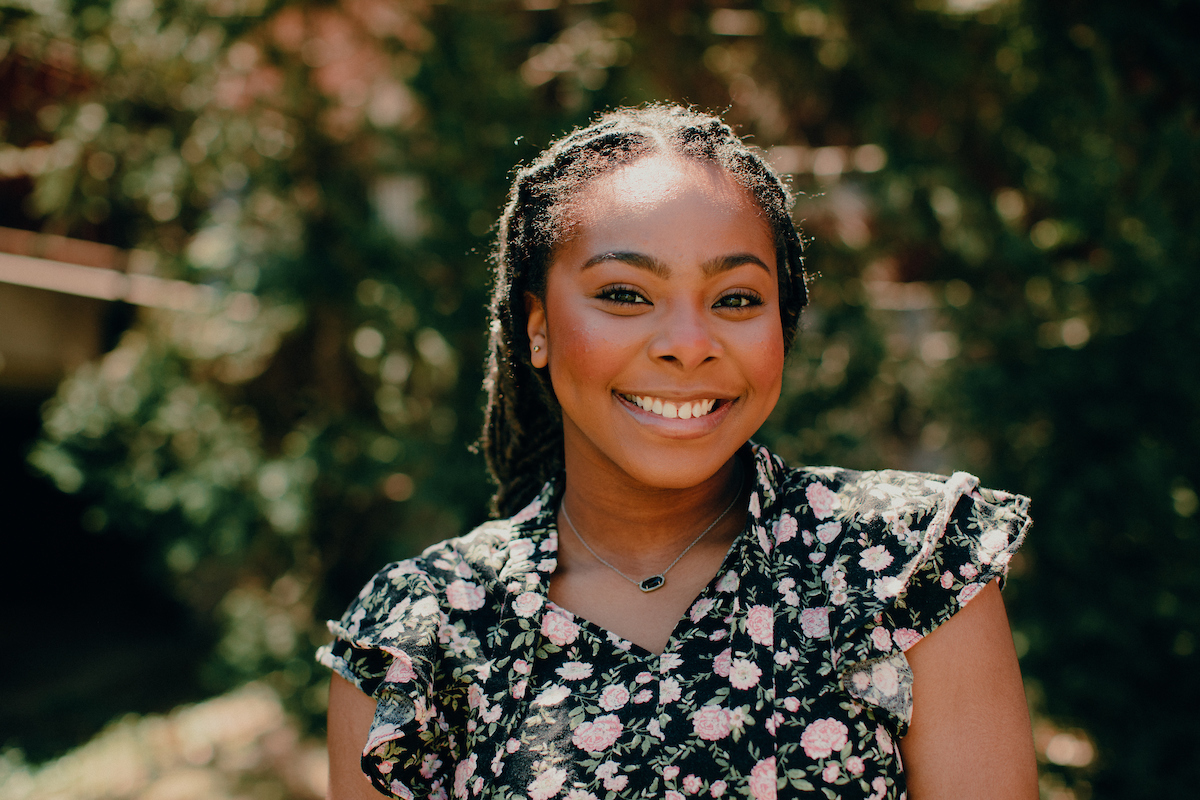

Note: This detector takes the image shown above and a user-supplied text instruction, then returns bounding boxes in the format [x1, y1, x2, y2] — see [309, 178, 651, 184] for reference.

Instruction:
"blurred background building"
[1, 1, 1197, 798]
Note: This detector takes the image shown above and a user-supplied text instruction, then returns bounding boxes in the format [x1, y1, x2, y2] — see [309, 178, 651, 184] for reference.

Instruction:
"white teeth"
[624, 395, 718, 419]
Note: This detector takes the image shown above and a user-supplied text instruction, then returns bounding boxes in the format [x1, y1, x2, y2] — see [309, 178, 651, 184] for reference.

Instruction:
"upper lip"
[616, 390, 733, 401]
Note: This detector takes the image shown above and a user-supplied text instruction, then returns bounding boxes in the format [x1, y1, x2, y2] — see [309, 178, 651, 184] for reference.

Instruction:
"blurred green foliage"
[3, 0, 1197, 796]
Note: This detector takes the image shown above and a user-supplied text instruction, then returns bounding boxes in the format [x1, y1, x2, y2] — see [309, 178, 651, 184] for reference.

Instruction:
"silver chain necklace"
[558, 470, 745, 593]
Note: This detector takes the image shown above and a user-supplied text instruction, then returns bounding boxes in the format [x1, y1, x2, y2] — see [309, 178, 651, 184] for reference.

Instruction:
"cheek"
[746, 321, 786, 403]
[545, 312, 638, 400]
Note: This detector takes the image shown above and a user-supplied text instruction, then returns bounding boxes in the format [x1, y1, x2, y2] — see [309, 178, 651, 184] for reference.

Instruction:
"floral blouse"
[317, 443, 1030, 800]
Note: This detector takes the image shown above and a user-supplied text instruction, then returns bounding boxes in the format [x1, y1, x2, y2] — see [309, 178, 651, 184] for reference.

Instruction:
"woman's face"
[526, 155, 785, 491]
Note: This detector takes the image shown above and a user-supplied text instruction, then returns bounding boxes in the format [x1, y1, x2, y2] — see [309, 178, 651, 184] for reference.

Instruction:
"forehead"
[568, 155, 759, 223]
[558, 155, 772, 248]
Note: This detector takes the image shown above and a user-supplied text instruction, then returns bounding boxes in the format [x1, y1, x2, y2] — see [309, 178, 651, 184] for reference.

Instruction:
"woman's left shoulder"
[756, 446, 1032, 611]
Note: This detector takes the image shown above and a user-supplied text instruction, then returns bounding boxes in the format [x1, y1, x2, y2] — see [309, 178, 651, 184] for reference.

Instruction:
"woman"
[321, 105, 1038, 799]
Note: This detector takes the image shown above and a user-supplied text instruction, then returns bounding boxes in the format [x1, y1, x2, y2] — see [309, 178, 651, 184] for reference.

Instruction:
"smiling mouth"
[619, 394, 723, 420]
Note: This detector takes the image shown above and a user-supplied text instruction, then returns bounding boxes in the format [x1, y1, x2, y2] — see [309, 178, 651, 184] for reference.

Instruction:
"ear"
[524, 292, 549, 369]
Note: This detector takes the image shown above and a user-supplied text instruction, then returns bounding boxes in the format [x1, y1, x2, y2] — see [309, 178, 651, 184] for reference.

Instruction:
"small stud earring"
[533, 345, 541, 352]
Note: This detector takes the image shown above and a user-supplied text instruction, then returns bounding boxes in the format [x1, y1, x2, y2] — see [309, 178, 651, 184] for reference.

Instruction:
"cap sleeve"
[828, 472, 1031, 736]
[317, 561, 452, 799]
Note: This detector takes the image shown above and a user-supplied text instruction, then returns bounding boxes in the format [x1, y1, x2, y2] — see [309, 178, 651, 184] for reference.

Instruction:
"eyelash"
[595, 285, 764, 309]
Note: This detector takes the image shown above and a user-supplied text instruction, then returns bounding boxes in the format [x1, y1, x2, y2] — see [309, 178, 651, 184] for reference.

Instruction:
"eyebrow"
[581, 251, 771, 277]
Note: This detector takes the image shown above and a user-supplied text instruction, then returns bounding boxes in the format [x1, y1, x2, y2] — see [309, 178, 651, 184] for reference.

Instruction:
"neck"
[557, 450, 747, 567]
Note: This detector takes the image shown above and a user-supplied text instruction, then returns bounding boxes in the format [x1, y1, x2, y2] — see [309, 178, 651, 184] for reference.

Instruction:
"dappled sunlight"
[0, 684, 326, 800]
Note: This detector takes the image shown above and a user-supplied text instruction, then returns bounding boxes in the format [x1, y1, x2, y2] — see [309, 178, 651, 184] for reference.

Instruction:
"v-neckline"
[542, 523, 749, 660]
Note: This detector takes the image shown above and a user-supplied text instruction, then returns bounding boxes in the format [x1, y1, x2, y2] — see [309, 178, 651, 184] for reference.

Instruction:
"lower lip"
[613, 393, 735, 438]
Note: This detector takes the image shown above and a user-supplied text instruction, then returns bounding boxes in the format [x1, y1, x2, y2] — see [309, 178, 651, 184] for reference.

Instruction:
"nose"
[647, 302, 722, 369]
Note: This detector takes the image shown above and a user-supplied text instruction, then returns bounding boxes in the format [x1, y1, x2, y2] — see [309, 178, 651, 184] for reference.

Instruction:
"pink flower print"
[710, 780, 727, 797]
[514, 658, 532, 675]
[749, 757, 777, 800]
[846, 756, 865, 776]
[391, 781, 415, 800]
[852, 671, 871, 692]
[420, 753, 443, 779]
[783, 696, 800, 712]
[774, 513, 798, 545]
[816, 521, 842, 544]
[385, 651, 416, 684]
[505, 738, 520, 754]
[746, 605, 774, 646]
[892, 627, 922, 651]
[659, 652, 683, 673]
[473, 777, 483, 796]
[978, 527, 1009, 563]
[565, 792, 598, 800]
[683, 775, 702, 793]
[765, 711, 783, 735]
[595, 762, 618, 780]
[663, 765, 680, 781]
[533, 684, 569, 706]
[822, 762, 840, 783]
[526, 766, 567, 800]
[511, 680, 527, 699]
[729, 657, 763, 690]
[510, 497, 543, 524]
[756, 525, 773, 555]
[869, 776, 888, 800]
[541, 609, 580, 646]
[806, 482, 838, 519]
[800, 718, 849, 760]
[648, 718, 666, 740]
[599, 685, 629, 711]
[800, 607, 830, 639]
[748, 490, 761, 518]
[453, 754, 477, 798]
[512, 591, 543, 617]
[871, 626, 893, 651]
[957, 582, 984, 606]
[802, 529, 815, 546]
[875, 724, 894, 754]
[659, 677, 682, 704]
[666, 792, 685, 800]
[692, 705, 733, 741]
[555, 661, 593, 681]
[603, 775, 628, 792]
[635, 670, 654, 683]
[467, 685, 484, 710]
[940, 570, 955, 589]
[715, 570, 740, 592]
[689, 597, 717, 622]
[713, 647, 733, 677]
[859, 545, 894, 572]
[571, 714, 623, 753]
[446, 580, 485, 611]
[482, 705, 502, 723]
[633, 689, 653, 704]
[872, 661, 900, 696]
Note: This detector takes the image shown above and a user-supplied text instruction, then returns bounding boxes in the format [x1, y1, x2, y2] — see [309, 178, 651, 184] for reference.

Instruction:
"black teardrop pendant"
[639, 575, 665, 592]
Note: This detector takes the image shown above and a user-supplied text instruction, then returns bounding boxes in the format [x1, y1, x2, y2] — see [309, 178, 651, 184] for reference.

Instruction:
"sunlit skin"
[326, 154, 1038, 800]
[523, 156, 785, 654]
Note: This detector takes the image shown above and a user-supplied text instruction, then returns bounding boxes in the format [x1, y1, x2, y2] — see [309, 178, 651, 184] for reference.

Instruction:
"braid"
[479, 104, 808, 517]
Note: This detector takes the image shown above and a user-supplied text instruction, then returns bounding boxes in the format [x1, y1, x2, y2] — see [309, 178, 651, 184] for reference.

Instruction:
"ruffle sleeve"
[317, 560, 453, 799]
[825, 471, 1031, 737]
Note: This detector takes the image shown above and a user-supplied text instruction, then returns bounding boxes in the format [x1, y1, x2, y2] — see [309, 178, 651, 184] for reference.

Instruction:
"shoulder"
[346, 517, 540, 628]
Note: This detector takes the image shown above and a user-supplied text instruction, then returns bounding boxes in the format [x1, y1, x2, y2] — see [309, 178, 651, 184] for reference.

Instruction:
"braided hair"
[480, 104, 808, 517]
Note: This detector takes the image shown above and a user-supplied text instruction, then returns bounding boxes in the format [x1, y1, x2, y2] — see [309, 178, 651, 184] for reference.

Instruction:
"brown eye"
[714, 292, 762, 309]
[598, 286, 650, 305]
